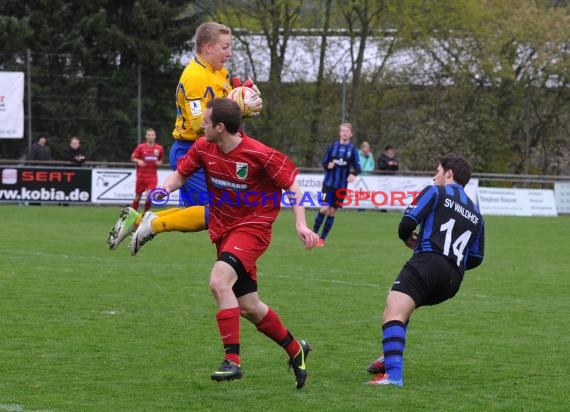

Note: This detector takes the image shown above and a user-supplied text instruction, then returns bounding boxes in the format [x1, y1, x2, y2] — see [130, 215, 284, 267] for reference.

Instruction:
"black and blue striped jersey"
[399, 183, 485, 275]
[321, 141, 361, 189]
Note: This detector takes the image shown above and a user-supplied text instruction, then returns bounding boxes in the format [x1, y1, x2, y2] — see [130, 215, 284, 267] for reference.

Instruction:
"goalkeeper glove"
[243, 89, 262, 117]
[231, 77, 242, 88]
[231, 77, 261, 96]
[242, 79, 261, 96]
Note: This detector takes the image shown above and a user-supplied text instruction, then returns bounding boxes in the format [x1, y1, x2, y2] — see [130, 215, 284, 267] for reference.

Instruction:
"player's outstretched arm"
[162, 171, 187, 194]
[286, 182, 319, 249]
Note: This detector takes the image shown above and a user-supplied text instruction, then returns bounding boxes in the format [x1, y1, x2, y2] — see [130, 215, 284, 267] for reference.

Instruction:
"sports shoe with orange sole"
[366, 372, 403, 387]
[366, 354, 385, 374]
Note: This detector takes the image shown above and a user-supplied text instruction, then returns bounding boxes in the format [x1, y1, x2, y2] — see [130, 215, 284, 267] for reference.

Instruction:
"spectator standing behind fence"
[378, 145, 399, 172]
[29, 135, 51, 163]
[358, 141, 375, 175]
[63, 136, 86, 166]
[130, 128, 164, 212]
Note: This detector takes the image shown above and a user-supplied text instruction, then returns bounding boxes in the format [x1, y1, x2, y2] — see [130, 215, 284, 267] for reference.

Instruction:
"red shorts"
[215, 226, 271, 280]
[135, 176, 158, 195]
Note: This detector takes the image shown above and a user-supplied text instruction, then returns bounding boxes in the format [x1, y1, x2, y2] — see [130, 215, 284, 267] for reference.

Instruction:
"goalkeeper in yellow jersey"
[107, 22, 262, 255]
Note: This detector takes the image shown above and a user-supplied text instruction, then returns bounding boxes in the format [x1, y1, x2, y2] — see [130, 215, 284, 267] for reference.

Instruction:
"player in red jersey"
[142, 97, 318, 388]
[130, 128, 164, 211]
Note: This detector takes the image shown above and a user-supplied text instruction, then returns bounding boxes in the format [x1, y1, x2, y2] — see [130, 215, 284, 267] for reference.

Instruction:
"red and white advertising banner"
[295, 173, 479, 210]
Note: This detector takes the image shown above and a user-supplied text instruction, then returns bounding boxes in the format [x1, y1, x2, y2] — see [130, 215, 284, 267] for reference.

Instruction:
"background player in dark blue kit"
[367, 153, 485, 387]
[313, 123, 361, 247]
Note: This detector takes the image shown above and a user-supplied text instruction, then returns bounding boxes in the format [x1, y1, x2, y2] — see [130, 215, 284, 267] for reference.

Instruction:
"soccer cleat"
[316, 238, 325, 247]
[366, 354, 385, 374]
[107, 207, 139, 250]
[288, 339, 311, 389]
[366, 373, 403, 387]
[129, 211, 156, 256]
[210, 359, 243, 381]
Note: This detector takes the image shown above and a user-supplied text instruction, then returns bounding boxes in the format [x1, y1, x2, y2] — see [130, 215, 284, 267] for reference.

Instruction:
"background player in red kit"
[130, 128, 164, 211]
[152, 98, 319, 389]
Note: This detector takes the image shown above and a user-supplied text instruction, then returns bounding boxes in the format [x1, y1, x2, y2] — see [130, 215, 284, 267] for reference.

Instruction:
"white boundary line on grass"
[5, 249, 383, 289]
[272, 274, 380, 289]
[0, 404, 53, 412]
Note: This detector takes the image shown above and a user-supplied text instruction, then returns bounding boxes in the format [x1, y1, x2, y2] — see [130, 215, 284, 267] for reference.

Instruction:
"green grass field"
[1, 205, 569, 411]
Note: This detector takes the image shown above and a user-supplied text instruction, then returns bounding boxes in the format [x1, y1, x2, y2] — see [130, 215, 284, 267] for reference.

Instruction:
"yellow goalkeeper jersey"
[172, 55, 231, 141]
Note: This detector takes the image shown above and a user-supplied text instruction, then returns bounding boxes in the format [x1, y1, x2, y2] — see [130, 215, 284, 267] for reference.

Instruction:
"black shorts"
[321, 186, 348, 209]
[390, 252, 462, 308]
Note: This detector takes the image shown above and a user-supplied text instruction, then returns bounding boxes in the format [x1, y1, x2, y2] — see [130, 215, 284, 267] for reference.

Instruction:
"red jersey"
[131, 143, 164, 180]
[177, 132, 298, 242]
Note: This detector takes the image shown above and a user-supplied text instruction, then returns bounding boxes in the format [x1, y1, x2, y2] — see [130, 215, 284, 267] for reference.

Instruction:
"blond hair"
[195, 22, 231, 54]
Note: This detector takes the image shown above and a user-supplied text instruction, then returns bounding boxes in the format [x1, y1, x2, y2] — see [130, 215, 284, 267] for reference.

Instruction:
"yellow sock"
[155, 208, 185, 218]
[151, 206, 207, 233]
[134, 207, 183, 226]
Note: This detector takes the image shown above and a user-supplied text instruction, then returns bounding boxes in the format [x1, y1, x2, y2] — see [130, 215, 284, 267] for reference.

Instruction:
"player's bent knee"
[209, 279, 232, 299]
[209, 266, 235, 294]
[217, 251, 258, 298]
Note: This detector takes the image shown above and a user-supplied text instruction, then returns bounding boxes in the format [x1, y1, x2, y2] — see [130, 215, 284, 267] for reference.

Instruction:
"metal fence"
[2, 158, 570, 186]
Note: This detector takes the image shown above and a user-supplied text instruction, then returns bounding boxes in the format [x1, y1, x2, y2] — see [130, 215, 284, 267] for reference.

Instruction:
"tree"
[2, 0, 569, 174]
[306, 0, 334, 166]
[388, 0, 570, 174]
[337, 0, 393, 128]
[0, 0, 205, 161]
[205, 0, 314, 158]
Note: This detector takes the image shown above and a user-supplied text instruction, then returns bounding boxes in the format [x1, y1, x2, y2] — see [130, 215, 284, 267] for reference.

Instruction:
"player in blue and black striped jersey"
[312, 123, 361, 246]
[367, 153, 485, 387]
